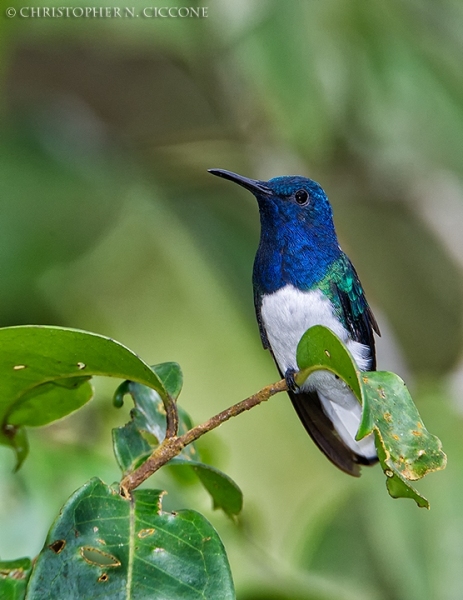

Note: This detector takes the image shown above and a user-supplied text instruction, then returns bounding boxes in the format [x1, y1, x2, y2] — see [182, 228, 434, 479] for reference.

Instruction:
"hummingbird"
[208, 168, 380, 476]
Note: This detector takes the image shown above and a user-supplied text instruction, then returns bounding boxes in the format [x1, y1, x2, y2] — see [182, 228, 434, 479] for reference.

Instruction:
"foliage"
[0, 326, 166, 469]
[113, 376, 243, 517]
[0, 325, 446, 598]
[26, 479, 234, 600]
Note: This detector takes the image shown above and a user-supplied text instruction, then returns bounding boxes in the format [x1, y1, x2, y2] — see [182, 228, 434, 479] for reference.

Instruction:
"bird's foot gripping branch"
[0, 325, 446, 598]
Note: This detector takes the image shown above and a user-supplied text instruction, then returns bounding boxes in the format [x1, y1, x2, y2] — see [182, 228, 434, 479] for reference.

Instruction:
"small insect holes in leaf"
[49, 539, 66, 554]
[80, 547, 121, 568]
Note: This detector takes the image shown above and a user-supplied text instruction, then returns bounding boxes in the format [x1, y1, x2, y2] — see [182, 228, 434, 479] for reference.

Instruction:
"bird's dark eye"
[295, 189, 309, 205]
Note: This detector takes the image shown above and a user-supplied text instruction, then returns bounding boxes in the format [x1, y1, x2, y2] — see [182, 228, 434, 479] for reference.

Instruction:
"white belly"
[260, 285, 376, 459]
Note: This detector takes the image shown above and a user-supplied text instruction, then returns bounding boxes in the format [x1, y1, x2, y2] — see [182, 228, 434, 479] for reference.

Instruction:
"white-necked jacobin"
[209, 168, 381, 476]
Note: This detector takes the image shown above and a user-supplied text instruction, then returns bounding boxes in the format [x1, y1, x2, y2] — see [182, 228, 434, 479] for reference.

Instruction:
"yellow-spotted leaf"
[296, 325, 446, 507]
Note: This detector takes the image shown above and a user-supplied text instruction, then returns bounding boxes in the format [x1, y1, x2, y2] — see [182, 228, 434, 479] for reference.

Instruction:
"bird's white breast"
[260, 285, 376, 458]
[260, 285, 371, 375]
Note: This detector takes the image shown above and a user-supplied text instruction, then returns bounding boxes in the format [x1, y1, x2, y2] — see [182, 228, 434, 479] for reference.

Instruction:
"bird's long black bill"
[208, 168, 271, 195]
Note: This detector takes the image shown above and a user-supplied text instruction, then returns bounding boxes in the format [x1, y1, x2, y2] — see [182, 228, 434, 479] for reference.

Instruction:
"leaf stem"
[120, 378, 287, 496]
[163, 394, 179, 439]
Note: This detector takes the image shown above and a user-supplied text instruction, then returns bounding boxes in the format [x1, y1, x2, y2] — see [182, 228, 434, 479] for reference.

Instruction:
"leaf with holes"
[357, 371, 447, 507]
[0, 326, 166, 468]
[25, 478, 235, 599]
[113, 380, 243, 517]
[296, 325, 446, 507]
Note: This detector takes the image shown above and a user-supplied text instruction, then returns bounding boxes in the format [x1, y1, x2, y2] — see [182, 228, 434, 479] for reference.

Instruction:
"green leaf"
[113, 379, 243, 517]
[9, 379, 93, 427]
[190, 463, 243, 516]
[167, 458, 243, 517]
[0, 325, 166, 467]
[358, 371, 446, 479]
[112, 421, 152, 473]
[373, 430, 430, 509]
[295, 324, 361, 397]
[25, 478, 235, 600]
[0, 558, 32, 600]
[296, 325, 446, 507]
[151, 362, 183, 400]
[357, 372, 447, 509]
[113, 378, 193, 468]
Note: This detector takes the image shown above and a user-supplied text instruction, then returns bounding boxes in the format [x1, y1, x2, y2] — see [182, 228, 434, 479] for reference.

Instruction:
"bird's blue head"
[208, 169, 335, 235]
[209, 168, 341, 292]
[208, 168, 337, 242]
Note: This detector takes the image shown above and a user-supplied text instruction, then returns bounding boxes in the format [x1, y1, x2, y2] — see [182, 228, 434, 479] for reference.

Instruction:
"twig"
[120, 378, 287, 496]
[162, 393, 179, 439]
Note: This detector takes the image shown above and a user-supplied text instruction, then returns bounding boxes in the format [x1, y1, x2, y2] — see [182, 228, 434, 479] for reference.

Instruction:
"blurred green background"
[1, 1, 463, 598]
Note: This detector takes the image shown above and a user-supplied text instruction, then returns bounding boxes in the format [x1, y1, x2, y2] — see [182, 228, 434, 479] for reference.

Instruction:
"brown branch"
[162, 394, 179, 439]
[120, 378, 288, 496]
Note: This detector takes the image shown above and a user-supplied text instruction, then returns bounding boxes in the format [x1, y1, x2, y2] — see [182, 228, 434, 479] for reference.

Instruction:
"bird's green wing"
[321, 254, 380, 366]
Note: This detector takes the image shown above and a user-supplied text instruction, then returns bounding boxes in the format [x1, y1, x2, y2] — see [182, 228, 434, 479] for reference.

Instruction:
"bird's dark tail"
[287, 389, 378, 477]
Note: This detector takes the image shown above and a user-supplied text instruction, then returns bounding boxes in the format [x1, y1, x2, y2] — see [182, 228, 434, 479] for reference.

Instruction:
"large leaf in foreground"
[25, 478, 235, 600]
[296, 325, 446, 507]
[0, 326, 166, 467]
[113, 375, 243, 517]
